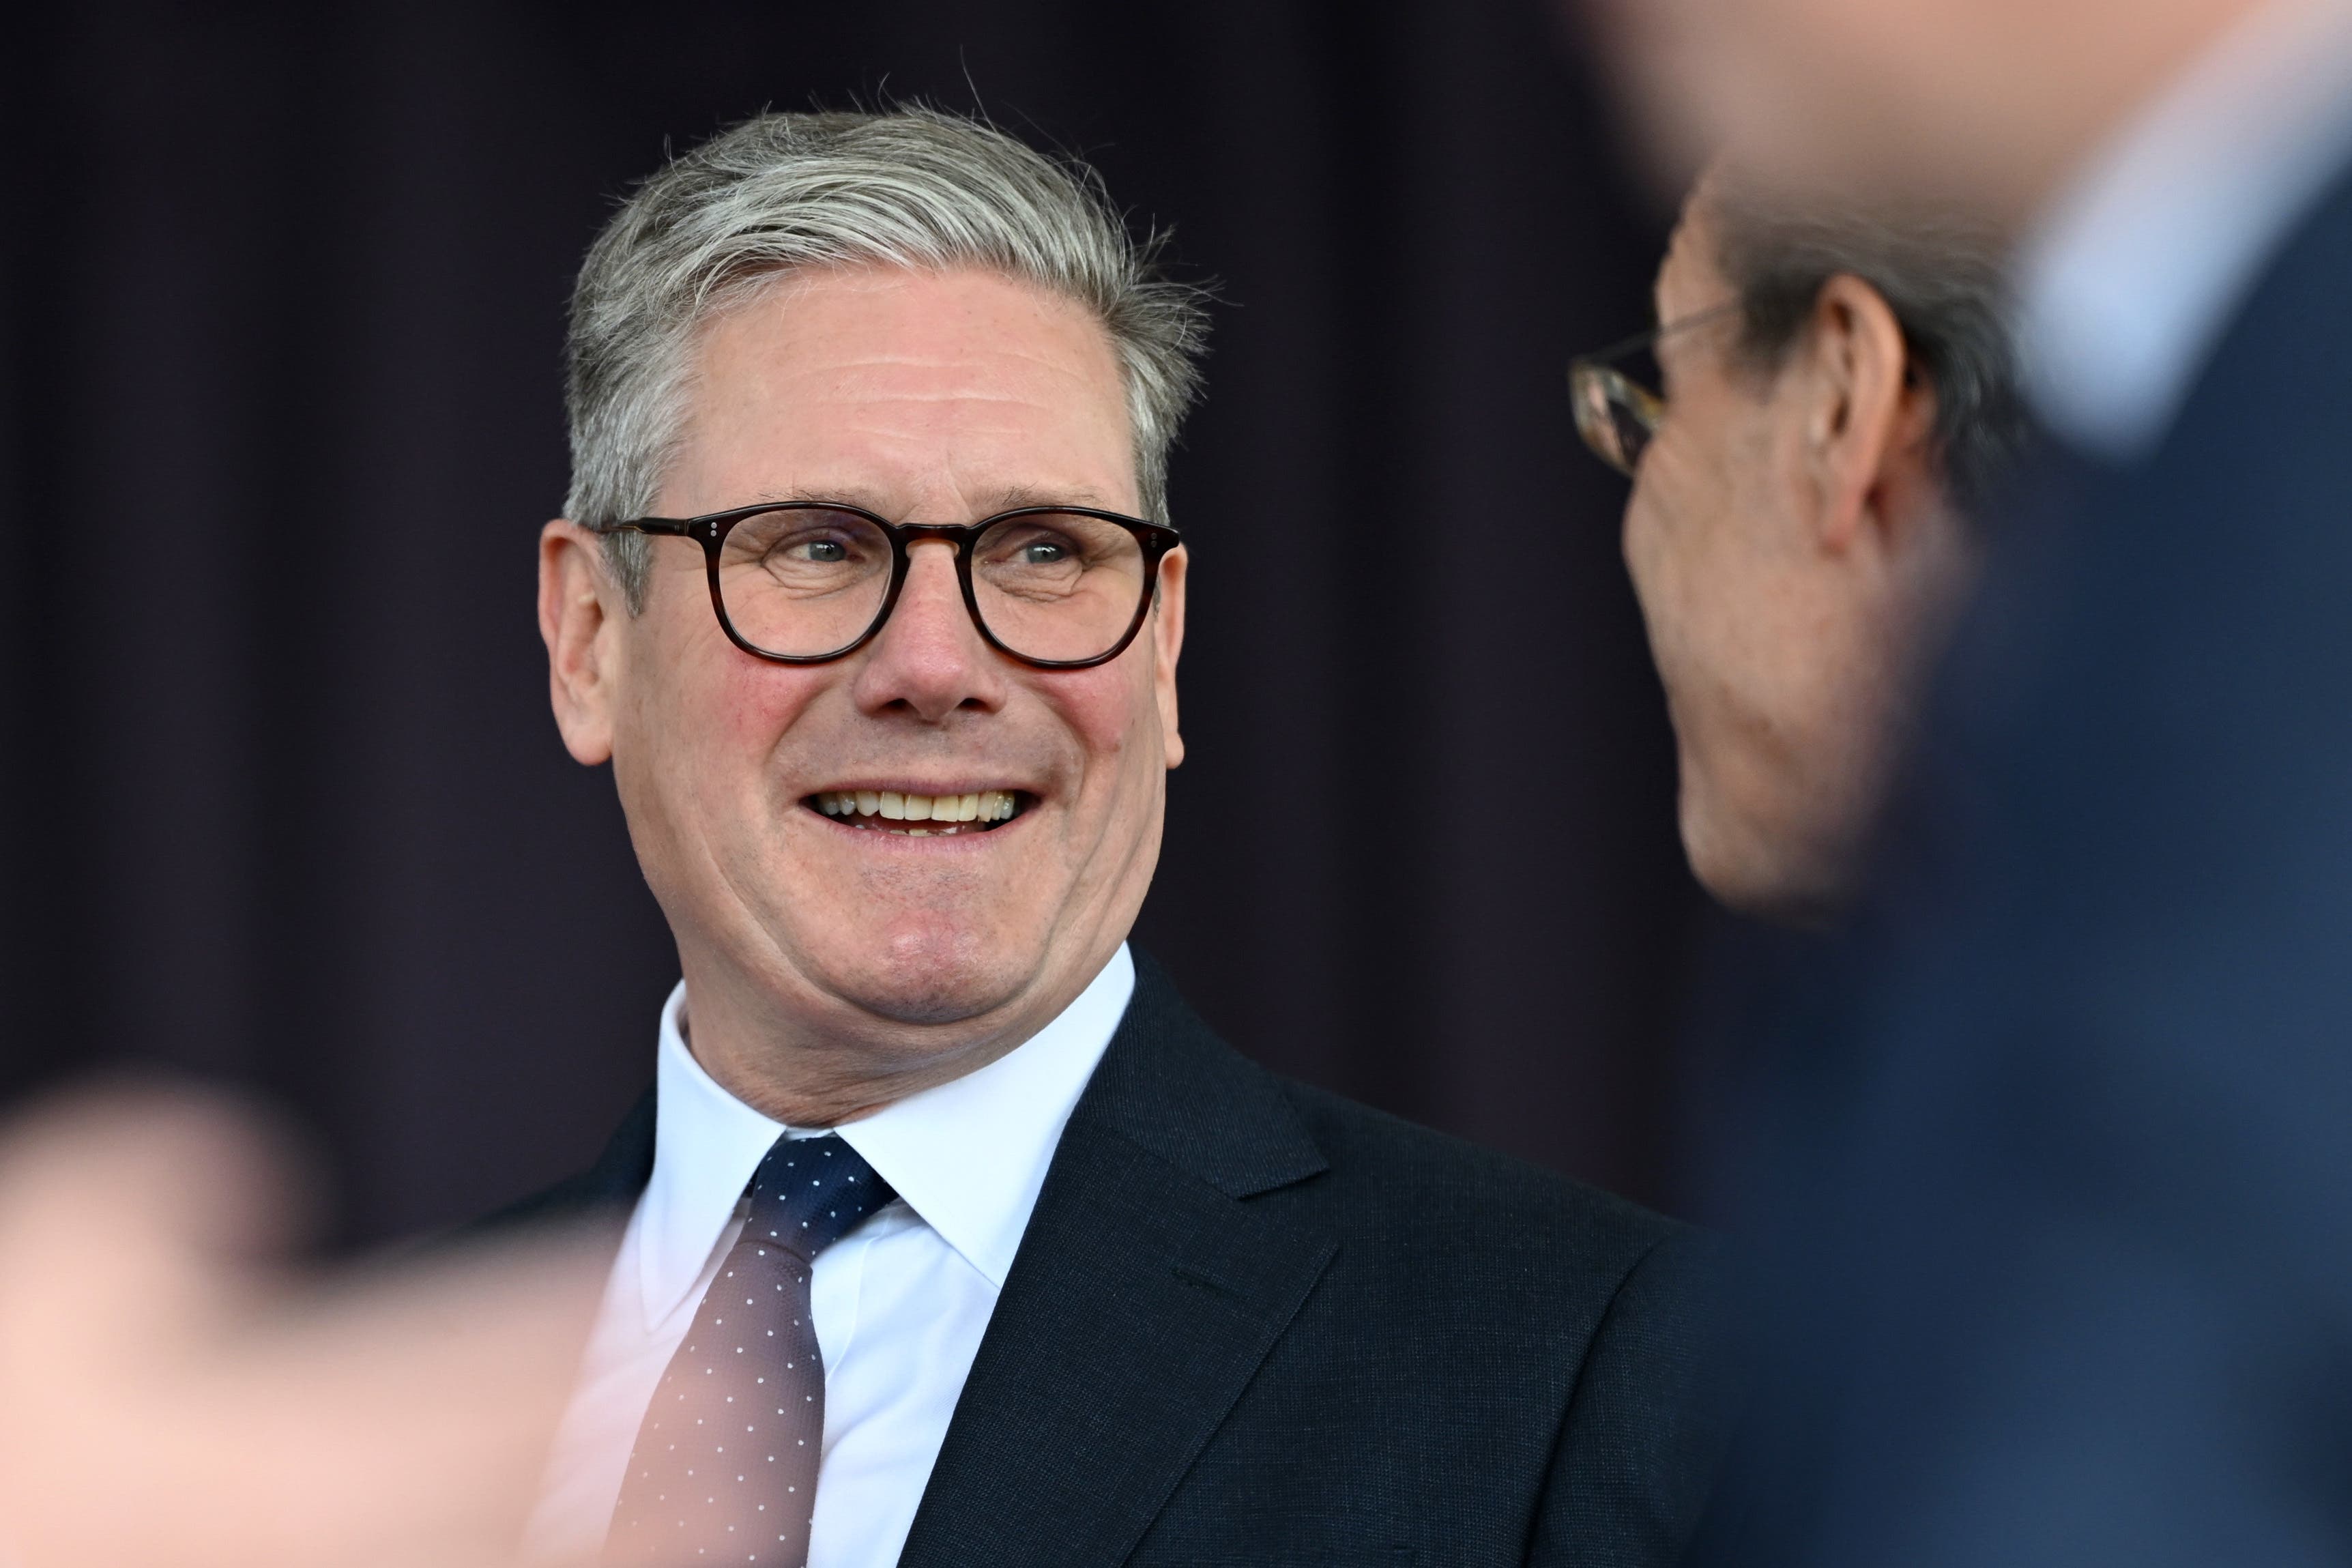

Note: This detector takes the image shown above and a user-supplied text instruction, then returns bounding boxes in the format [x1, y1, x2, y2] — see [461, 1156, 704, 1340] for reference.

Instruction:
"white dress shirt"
[525, 944, 1135, 1568]
[2015, 0, 2352, 461]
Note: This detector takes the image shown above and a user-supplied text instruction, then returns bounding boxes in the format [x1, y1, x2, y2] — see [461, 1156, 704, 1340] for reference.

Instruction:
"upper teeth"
[816, 789, 1017, 823]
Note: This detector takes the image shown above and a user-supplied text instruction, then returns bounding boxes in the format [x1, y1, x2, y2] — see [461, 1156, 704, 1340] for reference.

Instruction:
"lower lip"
[802, 803, 1029, 842]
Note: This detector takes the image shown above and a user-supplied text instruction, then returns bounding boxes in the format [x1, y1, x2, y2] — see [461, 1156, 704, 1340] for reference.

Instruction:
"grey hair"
[564, 107, 1212, 607]
[1706, 182, 2022, 504]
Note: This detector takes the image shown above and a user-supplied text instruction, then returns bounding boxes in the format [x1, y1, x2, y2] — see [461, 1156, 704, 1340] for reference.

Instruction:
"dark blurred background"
[0, 0, 1704, 1242]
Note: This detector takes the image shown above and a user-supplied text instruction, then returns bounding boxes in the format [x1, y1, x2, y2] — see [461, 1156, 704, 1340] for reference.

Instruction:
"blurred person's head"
[1573, 166, 2016, 920]
[537, 109, 1207, 1123]
[1585, 0, 2270, 228]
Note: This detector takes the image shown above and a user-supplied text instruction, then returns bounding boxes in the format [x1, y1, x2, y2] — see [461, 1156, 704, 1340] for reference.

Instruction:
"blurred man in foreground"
[1570, 166, 2014, 920]
[0, 1090, 605, 1568]
[1588, 0, 2352, 1562]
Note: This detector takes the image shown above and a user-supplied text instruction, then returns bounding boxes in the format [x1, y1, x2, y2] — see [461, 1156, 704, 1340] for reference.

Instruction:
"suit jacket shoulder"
[1270, 1075, 1735, 1567]
[901, 950, 1732, 1568]
[1277, 1072, 1688, 1289]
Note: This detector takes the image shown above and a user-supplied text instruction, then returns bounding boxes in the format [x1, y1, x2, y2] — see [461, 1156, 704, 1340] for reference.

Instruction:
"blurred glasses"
[1569, 301, 1741, 476]
[596, 502, 1182, 669]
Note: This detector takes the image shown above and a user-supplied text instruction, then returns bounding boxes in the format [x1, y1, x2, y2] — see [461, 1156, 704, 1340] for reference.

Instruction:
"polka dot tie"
[606, 1134, 895, 1567]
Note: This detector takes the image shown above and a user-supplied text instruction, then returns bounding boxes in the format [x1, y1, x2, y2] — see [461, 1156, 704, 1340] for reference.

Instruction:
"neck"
[670, 948, 1106, 1127]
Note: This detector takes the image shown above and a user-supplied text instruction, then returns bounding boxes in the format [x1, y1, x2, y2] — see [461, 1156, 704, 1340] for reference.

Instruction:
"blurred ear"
[1793, 274, 1941, 553]
[538, 520, 623, 766]
[1151, 547, 1187, 770]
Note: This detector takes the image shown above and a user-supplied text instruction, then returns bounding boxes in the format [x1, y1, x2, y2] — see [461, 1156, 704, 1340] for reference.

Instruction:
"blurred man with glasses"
[1565, 165, 2021, 1561]
[1585, 0, 2352, 1563]
[1570, 166, 2017, 923]
[508, 107, 1730, 1568]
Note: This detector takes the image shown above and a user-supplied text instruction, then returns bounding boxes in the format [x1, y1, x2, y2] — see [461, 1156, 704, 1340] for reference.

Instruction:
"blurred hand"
[0, 1087, 611, 1568]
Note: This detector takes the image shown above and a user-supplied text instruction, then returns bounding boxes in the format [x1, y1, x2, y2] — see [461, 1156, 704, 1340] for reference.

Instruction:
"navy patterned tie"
[607, 1133, 895, 1567]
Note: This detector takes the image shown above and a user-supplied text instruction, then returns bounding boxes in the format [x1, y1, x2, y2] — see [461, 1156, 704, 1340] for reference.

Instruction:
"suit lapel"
[897, 954, 1335, 1568]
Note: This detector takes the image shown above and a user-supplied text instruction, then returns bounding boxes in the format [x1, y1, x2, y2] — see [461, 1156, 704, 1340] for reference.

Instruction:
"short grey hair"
[1706, 181, 2022, 503]
[564, 107, 1212, 607]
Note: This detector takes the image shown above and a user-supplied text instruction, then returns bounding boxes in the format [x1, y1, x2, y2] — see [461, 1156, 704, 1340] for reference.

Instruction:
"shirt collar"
[637, 944, 1135, 1324]
[2016, 0, 2352, 461]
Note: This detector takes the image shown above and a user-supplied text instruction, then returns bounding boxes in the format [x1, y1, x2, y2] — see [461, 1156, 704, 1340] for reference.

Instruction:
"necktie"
[607, 1133, 896, 1567]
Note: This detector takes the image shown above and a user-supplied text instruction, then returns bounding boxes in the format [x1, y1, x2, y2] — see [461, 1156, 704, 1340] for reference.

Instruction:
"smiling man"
[510, 108, 1728, 1568]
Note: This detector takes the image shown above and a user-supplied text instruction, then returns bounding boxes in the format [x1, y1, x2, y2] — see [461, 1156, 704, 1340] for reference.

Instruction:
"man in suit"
[510, 107, 1727, 1568]
[1587, 0, 2352, 1561]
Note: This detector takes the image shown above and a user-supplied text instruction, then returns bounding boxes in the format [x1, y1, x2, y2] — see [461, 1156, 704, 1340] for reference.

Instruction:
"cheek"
[625, 611, 829, 794]
[1623, 446, 1703, 613]
[706, 658, 827, 759]
[1629, 406, 1764, 607]
[1623, 432, 1748, 706]
[1049, 663, 1164, 794]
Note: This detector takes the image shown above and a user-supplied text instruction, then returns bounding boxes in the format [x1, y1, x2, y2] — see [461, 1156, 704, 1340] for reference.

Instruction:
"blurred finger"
[0, 1086, 615, 1568]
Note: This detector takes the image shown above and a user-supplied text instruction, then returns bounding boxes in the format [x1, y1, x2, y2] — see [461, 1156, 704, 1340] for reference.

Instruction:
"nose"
[847, 539, 1008, 723]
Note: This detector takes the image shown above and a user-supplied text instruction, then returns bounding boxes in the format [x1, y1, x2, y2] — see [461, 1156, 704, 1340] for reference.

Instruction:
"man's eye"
[792, 538, 850, 563]
[1019, 541, 1068, 565]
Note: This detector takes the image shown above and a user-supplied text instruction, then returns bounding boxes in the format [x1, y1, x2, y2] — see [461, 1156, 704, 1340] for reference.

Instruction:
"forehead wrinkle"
[810, 365, 1127, 428]
[820, 339, 1116, 375]
[772, 407, 1126, 495]
[821, 384, 1107, 415]
[776, 362, 1129, 457]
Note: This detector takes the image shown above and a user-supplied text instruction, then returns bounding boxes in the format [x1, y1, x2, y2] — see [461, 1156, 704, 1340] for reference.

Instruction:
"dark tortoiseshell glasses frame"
[594, 501, 1184, 670]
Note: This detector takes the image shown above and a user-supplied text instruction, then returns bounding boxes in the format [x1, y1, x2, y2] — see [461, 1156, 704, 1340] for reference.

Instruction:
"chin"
[803, 915, 1043, 1028]
[1684, 800, 1855, 927]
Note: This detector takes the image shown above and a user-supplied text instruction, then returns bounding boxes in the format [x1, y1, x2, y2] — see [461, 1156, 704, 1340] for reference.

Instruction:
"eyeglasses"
[1568, 301, 1741, 477]
[594, 502, 1182, 669]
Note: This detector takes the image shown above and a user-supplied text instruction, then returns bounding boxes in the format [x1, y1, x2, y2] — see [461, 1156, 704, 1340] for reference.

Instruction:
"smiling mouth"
[807, 789, 1025, 837]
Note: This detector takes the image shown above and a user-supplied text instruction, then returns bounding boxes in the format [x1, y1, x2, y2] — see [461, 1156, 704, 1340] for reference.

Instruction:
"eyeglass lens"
[715, 507, 1152, 663]
[1569, 362, 1664, 476]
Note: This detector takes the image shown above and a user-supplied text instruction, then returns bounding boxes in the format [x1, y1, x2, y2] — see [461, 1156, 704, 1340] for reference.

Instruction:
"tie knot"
[742, 1133, 895, 1261]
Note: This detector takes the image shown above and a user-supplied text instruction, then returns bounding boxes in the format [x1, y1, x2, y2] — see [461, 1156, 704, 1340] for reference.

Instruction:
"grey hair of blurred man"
[1619, 167, 2020, 920]
[563, 107, 1211, 609]
[1708, 182, 2022, 502]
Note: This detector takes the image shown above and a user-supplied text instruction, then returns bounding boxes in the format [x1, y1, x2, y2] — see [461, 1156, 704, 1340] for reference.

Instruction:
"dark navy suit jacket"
[1717, 166, 2352, 1565]
[499, 952, 1731, 1567]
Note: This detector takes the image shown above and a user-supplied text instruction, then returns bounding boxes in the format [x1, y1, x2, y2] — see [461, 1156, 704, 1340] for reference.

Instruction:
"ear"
[1794, 274, 1939, 553]
[1150, 546, 1187, 769]
[538, 519, 624, 766]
